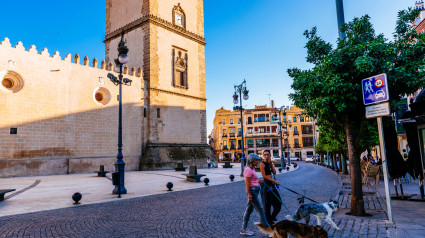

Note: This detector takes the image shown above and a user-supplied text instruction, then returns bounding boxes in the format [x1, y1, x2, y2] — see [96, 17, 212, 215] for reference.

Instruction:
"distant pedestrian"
[207, 158, 211, 169]
[211, 161, 215, 168]
[240, 153, 269, 236]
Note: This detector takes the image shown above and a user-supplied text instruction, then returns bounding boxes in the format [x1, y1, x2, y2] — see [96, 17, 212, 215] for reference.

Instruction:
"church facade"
[0, 0, 212, 177]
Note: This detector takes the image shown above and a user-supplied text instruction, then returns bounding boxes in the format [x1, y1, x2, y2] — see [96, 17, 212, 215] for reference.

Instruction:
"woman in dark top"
[260, 150, 282, 225]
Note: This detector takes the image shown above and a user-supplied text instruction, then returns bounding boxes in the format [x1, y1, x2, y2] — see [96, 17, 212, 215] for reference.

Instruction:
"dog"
[286, 201, 340, 230]
[256, 220, 328, 238]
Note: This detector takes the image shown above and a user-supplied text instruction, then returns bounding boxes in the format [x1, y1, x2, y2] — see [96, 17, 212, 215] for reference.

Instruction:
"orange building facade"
[210, 105, 318, 161]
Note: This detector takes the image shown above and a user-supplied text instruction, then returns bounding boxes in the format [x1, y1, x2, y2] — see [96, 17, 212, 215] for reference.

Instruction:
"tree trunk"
[345, 119, 366, 216]
[339, 153, 343, 172]
[341, 153, 348, 174]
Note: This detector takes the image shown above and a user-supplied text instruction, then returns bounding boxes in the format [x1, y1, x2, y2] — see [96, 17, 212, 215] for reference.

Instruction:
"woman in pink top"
[240, 153, 270, 236]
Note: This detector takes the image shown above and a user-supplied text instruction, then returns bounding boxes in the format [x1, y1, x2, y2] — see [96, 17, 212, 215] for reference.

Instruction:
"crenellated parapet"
[0, 37, 143, 77]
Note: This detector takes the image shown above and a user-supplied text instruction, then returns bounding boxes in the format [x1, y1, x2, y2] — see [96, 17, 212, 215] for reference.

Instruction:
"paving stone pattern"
[0, 163, 400, 237]
[330, 174, 398, 238]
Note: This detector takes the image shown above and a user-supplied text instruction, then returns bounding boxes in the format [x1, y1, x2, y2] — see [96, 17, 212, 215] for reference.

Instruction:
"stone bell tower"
[104, 0, 213, 169]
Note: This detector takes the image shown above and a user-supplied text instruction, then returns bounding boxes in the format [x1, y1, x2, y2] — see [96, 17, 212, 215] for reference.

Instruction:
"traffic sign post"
[362, 73, 393, 222]
[377, 117, 393, 222]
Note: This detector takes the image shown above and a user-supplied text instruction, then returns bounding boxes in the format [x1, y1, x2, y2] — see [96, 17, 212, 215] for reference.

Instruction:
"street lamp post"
[233, 79, 249, 177]
[274, 107, 286, 169]
[108, 31, 132, 195]
[282, 110, 291, 166]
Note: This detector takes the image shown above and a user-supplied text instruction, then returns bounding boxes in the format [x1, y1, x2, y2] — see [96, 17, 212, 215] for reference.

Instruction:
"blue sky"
[0, 0, 415, 136]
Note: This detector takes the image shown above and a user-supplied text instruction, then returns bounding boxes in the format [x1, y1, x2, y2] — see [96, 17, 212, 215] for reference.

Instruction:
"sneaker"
[240, 228, 254, 236]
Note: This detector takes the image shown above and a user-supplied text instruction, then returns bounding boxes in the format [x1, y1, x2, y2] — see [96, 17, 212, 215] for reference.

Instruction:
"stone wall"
[140, 143, 215, 170]
[0, 38, 144, 177]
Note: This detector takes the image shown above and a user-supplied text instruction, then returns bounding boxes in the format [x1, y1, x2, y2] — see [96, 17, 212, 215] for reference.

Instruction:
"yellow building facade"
[211, 105, 318, 161]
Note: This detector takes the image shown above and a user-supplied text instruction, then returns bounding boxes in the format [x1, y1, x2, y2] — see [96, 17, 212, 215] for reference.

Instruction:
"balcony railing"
[271, 144, 279, 147]
[229, 133, 235, 137]
[257, 144, 269, 148]
[303, 143, 314, 147]
[302, 130, 313, 135]
[223, 146, 228, 150]
[294, 144, 300, 148]
[238, 133, 242, 137]
[222, 134, 228, 137]
[230, 145, 236, 150]
[293, 132, 299, 135]
[245, 131, 278, 136]
[254, 118, 270, 123]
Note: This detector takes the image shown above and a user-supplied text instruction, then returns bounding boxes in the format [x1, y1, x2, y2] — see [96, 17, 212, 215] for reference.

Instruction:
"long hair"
[246, 153, 260, 169]
[246, 158, 254, 169]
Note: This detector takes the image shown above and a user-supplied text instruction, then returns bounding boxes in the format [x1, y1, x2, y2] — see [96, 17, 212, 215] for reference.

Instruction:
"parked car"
[272, 157, 287, 166]
[305, 155, 318, 162]
[289, 156, 300, 161]
[305, 157, 314, 162]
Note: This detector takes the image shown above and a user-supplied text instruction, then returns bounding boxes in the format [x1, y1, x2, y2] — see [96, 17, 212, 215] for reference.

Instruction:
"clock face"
[175, 14, 182, 25]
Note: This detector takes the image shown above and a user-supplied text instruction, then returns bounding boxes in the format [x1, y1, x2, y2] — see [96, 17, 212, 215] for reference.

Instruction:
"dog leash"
[270, 173, 319, 204]
[266, 177, 319, 204]
[262, 182, 297, 222]
[280, 186, 319, 204]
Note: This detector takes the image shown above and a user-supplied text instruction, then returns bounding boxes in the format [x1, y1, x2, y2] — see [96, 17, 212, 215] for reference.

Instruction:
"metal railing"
[302, 130, 313, 135]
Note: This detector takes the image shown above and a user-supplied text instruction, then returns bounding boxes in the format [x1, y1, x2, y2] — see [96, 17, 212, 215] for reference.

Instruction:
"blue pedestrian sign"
[362, 73, 389, 105]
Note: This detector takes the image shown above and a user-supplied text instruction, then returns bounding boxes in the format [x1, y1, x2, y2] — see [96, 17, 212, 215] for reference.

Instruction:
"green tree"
[288, 9, 425, 216]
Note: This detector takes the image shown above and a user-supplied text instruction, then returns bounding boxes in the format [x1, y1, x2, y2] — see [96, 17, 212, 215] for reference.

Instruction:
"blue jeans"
[242, 186, 269, 229]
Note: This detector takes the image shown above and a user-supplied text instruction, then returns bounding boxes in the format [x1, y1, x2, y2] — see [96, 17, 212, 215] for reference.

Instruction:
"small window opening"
[157, 108, 160, 118]
[10, 128, 17, 134]
[180, 72, 184, 86]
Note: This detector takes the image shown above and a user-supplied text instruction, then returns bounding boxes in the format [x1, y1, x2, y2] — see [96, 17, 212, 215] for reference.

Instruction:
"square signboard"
[362, 73, 389, 105]
[365, 102, 391, 119]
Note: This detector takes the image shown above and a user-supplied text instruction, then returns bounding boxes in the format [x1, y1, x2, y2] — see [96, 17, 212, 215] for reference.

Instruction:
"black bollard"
[204, 178, 209, 185]
[229, 175, 235, 181]
[278, 168, 283, 173]
[72, 192, 82, 205]
[166, 182, 173, 191]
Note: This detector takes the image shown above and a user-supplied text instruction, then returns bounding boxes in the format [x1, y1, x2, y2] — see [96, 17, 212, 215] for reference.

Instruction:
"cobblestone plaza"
[1, 163, 422, 237]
